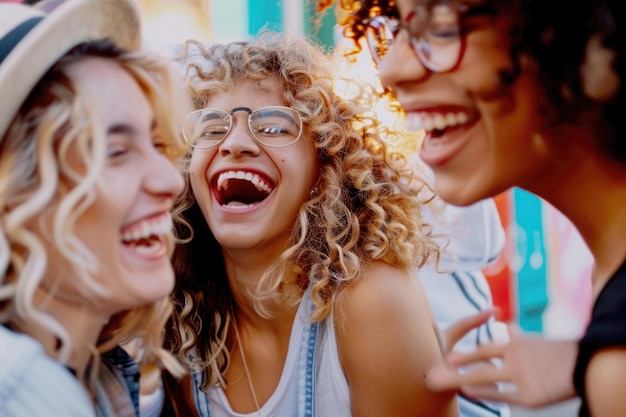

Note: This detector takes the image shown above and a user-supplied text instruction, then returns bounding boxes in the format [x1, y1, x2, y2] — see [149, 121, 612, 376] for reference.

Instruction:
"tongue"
[219, 178, 269, 205]
[431, 129, 446, 138]
[225, 201, 251, 207]
[123, 236, 156, 247]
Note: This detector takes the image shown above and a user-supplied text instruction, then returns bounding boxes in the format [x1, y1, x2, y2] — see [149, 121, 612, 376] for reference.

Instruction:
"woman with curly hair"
[162, 31, 458, 417]
[0, 0, 188, 416]
[317, 0, 626, 416]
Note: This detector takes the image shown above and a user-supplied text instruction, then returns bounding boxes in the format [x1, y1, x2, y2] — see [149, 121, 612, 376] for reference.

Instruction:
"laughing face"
[378, 0, 554, 206]
[43, 57, 184, 313]
[189, 80, 319, 259]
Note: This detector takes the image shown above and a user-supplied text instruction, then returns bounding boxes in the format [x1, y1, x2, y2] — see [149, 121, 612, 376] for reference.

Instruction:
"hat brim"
[0, 0, 141, 138]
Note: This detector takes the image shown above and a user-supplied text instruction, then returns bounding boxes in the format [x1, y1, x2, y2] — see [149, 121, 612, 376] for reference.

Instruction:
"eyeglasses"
[364, 2, 492, 72]
[183, 106, 303, 149]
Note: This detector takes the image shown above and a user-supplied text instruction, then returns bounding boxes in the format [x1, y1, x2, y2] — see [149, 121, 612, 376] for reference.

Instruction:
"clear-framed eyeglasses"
[364, 2, 492, 72]
[183, 106, 304, 149]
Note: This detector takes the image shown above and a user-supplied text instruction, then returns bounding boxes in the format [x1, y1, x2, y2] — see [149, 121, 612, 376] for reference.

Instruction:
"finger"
[444, 309, 495, 352]
[446, 343, 508, 366]
[426, 362, 510, 391]
[462, 384, 523, 404]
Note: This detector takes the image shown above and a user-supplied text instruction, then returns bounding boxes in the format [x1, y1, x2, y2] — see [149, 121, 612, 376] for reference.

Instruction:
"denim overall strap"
[190, 291, 320, 417]
[191, 370, 211, 417]
[298, 318, 320, 417]
[95, 347, 140, 417]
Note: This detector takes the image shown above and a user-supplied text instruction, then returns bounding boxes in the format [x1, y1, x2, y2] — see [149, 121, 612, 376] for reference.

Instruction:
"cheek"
[189, 152, 218, 221]
[459, 27, 518, 96]
[188, 165, 203, 193]
[489, 73, 545, 146]
[74, 195, 123, 253]
[293, 145, 319, 189]
[306, 158, 320, 189]
[190, 148, 216, 169]
[189, 151, 213, 188]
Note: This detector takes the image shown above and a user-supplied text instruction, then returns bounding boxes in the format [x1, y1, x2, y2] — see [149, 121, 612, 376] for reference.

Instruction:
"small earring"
[309, 187, 319, 199]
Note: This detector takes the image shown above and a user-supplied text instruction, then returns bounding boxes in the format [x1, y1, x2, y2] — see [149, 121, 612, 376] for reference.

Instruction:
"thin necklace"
[233, 319, 263, 417]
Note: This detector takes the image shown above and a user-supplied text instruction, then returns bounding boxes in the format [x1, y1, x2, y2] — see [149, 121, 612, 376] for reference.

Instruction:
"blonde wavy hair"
[166, 31, 440, 389]
[0, 41, 188, 381]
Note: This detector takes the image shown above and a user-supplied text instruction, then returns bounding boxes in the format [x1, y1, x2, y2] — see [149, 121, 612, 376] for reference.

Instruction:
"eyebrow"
[200, 112, 224, 122]
[107, 119, 157, 135]
[255, 109, 299, 127]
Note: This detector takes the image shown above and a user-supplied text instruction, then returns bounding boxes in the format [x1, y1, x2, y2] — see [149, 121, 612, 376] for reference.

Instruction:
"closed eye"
[107, 145, 129, 159]
[254, 125, 290, 135]
[201, 126, 229, 137]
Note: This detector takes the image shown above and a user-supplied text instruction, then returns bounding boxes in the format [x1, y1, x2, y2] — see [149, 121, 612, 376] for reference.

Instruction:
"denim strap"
[300, 320, 319, 417]
[192, 289, 320, 417]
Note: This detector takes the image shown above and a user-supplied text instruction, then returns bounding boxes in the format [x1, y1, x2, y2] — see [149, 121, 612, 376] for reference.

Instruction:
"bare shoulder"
[339, 261, 430, 317]
[586, 348, 626, 417]
[334, 261, 457, 417]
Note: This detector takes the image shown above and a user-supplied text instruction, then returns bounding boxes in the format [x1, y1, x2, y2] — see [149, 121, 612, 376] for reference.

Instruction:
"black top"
[574, 260, 626, 417]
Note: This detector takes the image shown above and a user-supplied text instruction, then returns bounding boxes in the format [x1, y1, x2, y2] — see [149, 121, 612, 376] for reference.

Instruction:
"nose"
[217, 113, 262, 157]
[378, 31, 430, 93]
[146, 148, 185, 199]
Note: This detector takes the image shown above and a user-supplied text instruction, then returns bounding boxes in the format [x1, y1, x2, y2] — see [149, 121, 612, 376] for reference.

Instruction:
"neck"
[527, 140, 626, 297]
[227, 301, 296, 415]
[233, 315, 263, 416]
[222, 249, 301, 320]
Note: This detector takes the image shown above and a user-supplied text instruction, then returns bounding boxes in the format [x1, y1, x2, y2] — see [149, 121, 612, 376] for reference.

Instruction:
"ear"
[580, 34, 619, 102]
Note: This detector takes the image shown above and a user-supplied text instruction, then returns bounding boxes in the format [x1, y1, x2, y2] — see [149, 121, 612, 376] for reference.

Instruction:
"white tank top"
[190, 288, 351, 417]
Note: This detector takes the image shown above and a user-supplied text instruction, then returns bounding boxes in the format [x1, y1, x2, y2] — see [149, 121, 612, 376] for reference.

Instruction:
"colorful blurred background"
[135, 0, 594, 340]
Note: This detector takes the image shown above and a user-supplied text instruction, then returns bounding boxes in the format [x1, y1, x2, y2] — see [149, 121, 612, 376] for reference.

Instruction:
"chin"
[433, 169, 506, 207]
[145, 272, 176, 300]
[122, 272, 175, 307]
[432, 177, 493, 207]
[433, 184, 478, 207]
[439, 193, 480, 207]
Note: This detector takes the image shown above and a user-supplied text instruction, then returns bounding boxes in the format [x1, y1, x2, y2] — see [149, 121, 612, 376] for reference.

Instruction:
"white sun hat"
[0, 0, 142, 139]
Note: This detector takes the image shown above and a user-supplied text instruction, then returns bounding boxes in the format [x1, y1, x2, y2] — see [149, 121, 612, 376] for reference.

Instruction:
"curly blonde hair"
[166, 31, 440, 389]
[0, 41, 188, 381]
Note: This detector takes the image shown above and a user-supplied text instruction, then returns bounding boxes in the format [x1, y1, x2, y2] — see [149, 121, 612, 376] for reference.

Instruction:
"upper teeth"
[217, 170, 273, 193]
[406, 112, 470, 132]
[121, 213, 172, 242]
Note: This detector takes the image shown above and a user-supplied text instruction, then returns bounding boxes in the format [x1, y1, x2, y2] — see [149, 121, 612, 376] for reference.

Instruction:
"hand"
[427, 311, 578, 408]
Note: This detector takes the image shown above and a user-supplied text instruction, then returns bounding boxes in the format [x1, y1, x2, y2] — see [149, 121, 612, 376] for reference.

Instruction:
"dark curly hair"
[318, 0, 625, 163]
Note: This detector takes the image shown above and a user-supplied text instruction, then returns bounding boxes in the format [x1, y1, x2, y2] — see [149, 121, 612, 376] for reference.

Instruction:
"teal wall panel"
[303, 1, 336, 50]
[248, 0, 283, 34]
[513, 188, 549, 332]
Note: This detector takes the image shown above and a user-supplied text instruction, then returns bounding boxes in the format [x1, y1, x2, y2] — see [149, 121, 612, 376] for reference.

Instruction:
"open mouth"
[213, 170, 274, 207]
[406, 111, 472, 135]
[120, 213, 171, 256]
[430, 123, 467, 139]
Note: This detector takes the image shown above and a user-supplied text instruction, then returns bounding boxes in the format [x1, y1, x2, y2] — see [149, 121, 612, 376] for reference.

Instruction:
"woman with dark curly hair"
[162, 31, 458, 417]
[317, 0, 626, 416]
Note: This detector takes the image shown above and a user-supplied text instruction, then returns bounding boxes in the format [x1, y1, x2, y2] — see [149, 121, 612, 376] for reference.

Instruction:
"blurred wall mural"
[138, 0, 594, 337]
[137, 0, 336, 55]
